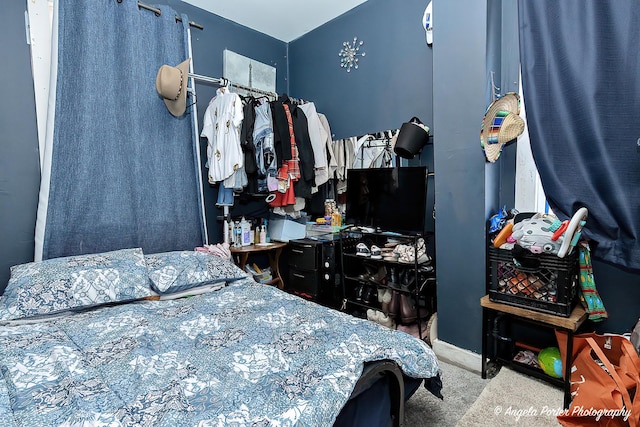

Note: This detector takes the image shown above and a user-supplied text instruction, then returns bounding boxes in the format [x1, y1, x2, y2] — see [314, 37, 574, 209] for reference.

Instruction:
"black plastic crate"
[488, 246, 579, 317]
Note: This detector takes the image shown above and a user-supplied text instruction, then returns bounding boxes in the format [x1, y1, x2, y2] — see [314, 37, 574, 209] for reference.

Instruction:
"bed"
[0, 248, 441, 426]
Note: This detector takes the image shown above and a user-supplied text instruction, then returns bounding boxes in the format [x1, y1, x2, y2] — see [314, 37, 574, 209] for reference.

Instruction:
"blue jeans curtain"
[518, 1, 640, 270]
[36, 0, 205, 260]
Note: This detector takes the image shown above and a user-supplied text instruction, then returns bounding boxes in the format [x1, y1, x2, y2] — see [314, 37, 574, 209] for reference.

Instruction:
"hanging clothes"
[270, 95, 293, 168]
[334, 136, 356, 195]
[253, 100, 277, 193]
[201, 87, 244, 188]
[352, 133, 395, 169]
[270, 95, 315, 202]
[240, 96, 257, 175]
[299, 102, 329, 193]
[318, 113, 338, 180]
[239, 96, 259, 193]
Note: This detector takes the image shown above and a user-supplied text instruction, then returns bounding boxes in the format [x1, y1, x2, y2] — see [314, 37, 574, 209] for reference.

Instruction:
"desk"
[481, 295, 588, 409]
[230, 242, 287, 290]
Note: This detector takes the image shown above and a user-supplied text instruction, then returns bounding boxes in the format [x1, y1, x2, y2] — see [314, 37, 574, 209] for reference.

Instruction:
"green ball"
[538, 347, 563, 378]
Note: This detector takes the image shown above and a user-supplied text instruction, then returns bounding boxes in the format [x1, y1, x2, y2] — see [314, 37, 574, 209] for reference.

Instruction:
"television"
[345, 166, 428, 235]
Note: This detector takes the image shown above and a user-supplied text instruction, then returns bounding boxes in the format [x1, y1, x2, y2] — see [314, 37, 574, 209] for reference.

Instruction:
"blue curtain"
[518, 1, 640, 270]
[38, 0, 205, 259]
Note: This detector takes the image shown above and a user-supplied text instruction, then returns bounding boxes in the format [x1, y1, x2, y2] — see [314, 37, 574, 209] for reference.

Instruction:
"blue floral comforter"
[0, 278, 439, 426]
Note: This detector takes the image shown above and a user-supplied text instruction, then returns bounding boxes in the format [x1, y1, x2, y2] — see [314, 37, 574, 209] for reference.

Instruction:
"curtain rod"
[189, 73, 278, 99]
[116, 0, 204, 30]
[137, 1, 203, 30]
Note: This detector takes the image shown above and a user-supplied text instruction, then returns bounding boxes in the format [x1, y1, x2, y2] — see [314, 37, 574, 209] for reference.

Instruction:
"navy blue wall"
[0, 0, 41, 293]
[432, 0, 488, 353]
[288, 0, 436, 236]
[288, 0, 433, 140]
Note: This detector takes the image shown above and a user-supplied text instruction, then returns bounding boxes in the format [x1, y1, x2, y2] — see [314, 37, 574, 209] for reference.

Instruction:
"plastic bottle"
[263, 219, 270, 243]
[233, 221, 242, 247]
[241, 217, 251, 246]
[259, 225, 266, 244]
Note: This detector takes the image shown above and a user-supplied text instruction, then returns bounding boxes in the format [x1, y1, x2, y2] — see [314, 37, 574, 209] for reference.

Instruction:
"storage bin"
[268, 213, 308, 242]
[488, 246, 579, 317]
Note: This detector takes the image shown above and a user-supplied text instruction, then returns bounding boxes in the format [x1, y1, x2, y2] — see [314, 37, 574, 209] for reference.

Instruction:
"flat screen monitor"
[345, 166, 427, 235]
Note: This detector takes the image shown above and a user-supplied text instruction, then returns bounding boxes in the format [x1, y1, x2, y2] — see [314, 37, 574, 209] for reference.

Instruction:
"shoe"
[370, 245, 382, 259]
[399, 294, 429, 325]
[387, 290, 401, 319]
[393, 244, 410, 258]
[387, 268, 408, 291]
[354, 284, 365, 301]
[398, 238, 431, 264]
[383, 252, 400, 262]
[384, 239, 406, 248]
[368, 265, 387, 285]
[367, 309, 395, 329]
[356, 263, 378, 281]
[362, 285, 378, 306]
[356, 242, 371, 257]
[380, 288, 392, 314]
[402, 271, 417, 291]
[376, 312, 396, 329]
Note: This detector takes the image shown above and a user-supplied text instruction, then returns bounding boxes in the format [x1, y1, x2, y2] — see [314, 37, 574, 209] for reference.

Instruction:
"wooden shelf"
[481, 294, 590, 409]
[480, 295, 587, 331]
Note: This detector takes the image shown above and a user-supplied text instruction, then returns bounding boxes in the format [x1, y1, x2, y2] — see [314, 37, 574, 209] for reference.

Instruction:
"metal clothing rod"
[354, 128, 399, 142]
[189, 73, 278, 99]
[130, 1, 204, 30]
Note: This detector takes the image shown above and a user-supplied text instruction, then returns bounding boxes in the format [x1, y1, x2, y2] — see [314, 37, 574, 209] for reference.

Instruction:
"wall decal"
[339, 37, 365, 72]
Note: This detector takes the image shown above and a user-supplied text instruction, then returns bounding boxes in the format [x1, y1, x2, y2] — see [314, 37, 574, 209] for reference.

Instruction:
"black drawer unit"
[287, 238, 341, 308]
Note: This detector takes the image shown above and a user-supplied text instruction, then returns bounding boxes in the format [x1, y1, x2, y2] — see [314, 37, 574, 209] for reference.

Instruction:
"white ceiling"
[182, 0, 369, 42]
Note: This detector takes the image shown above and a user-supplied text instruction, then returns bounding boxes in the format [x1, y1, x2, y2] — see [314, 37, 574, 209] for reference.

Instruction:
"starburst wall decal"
[339, 37, 365, 72]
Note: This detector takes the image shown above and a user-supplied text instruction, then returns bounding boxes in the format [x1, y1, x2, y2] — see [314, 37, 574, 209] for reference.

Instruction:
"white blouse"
[201, 88, 244, 185]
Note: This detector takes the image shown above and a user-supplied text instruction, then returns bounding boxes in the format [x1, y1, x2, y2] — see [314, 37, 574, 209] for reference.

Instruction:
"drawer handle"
[293, 273, 306, 279]
[291, 249, 305, 254]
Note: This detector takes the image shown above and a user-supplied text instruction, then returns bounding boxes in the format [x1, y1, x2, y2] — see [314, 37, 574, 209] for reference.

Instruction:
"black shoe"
[354, 284, 365, 301]
[362, 285, 378, 306]
[367, 265, 387, 286]
[357, 263, 378, 281]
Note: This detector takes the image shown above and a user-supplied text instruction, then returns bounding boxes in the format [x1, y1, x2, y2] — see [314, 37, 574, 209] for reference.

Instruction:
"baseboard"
[432, 339, 483, 375]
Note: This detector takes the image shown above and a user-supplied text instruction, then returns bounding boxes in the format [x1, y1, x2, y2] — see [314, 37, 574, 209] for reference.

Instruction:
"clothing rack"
[186, 72, 277, 245]
[354, 128, 399, 142]
[288, 96, 307, 105]
[189, 73, 278, 100]
[119, 0, 204, 30]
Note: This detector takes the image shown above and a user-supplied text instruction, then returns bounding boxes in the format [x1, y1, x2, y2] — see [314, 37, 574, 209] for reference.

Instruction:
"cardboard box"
[268, 213, 308, 242]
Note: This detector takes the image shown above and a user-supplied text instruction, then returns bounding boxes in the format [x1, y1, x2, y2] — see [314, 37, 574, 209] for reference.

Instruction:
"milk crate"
[488, 246, 579, 317]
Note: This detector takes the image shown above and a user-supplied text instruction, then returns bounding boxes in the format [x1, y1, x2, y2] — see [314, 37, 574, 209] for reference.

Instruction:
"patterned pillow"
[0, 248, 154, 321]
[145, 251, 248, 295]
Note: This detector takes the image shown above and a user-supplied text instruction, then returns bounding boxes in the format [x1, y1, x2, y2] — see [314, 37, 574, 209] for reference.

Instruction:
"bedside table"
[230, 242, 287, 289]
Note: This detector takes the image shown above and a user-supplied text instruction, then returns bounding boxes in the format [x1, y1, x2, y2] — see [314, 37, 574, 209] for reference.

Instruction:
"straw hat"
[480, 92, 525, 162]
[156, 58, 190, 117]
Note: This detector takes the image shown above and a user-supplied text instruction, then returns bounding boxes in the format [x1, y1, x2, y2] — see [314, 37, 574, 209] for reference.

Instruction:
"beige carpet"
[456, 367, 563, 427]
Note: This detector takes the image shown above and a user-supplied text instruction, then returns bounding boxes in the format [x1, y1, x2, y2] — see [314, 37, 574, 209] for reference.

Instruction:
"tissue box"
[269, 213, 308, 242]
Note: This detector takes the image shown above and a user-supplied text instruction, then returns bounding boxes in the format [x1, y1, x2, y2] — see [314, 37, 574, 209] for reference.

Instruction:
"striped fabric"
[282, 104, 301, 180]
[485, 110, 510, 145]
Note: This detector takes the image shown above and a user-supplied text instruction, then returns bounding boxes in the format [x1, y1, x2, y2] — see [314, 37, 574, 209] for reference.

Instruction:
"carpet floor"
[403, 361, 564, 426]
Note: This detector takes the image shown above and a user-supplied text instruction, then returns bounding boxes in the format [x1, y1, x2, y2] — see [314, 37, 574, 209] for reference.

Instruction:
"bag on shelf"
[555, 330, 640, 427]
